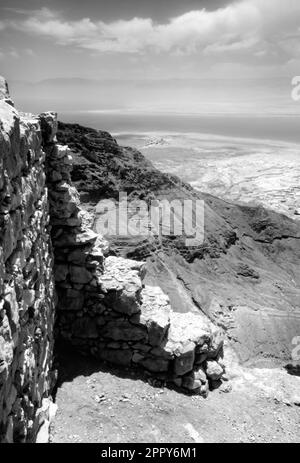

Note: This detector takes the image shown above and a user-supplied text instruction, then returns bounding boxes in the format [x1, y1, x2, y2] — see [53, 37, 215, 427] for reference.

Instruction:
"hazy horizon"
[1, 0, 300, 117]
[6, 76, 300, 117]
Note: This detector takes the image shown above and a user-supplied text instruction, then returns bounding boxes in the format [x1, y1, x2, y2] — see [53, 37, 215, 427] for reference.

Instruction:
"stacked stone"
[42, 113, 225, 396]
[0, 85, 56, 442]
[94, 259, 225, 396]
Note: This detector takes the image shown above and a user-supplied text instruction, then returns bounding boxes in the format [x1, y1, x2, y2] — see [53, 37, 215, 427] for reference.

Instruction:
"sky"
[0, 0, 300, 114]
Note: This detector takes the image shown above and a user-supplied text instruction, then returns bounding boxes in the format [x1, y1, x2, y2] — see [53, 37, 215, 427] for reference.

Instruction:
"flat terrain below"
[51, 350, 300, 444]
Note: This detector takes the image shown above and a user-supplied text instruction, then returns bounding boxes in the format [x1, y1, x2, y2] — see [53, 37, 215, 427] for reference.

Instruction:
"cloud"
[1, 1, 300, 61]
[0, 48, 19, 60]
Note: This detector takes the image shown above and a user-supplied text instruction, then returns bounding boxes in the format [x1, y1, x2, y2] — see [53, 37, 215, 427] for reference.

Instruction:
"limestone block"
[206, 360, 224, 381]
[140, 286, 171, 346]
[139, 356, 169, 373]
[99, 256, 143, 315]
[173, 342, 195, 376]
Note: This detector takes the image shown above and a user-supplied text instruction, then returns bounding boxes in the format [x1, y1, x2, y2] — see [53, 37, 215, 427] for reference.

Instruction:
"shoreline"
[115, 131, 300, 221]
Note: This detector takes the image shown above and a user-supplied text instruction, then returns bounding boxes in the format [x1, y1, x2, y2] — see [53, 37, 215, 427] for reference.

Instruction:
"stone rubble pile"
[42, 113, 225, 396]
[0, 82, 56, 442]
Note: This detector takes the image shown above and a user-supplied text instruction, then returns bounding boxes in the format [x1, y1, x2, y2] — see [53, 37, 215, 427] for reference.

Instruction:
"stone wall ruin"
[0, 78, 225, 442]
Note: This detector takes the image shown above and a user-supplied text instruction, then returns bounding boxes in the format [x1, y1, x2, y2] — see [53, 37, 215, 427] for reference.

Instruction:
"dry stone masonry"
[0, 78, 56, 442]
[42, 113, 225, 396]
[0, 77, 225, 442]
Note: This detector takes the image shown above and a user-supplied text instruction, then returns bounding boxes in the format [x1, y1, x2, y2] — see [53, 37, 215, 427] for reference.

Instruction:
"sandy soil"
[51, 349, 300, 444]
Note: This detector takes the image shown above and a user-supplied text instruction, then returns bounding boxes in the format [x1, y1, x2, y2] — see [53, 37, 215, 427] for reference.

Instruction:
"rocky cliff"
[57, 121, 300, 365]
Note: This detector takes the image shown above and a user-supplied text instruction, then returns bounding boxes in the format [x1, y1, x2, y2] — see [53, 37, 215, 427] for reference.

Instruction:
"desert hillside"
[57, 122, 300, 365]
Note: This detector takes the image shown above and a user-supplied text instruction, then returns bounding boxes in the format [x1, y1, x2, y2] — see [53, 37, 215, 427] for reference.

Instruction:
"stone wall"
[0, 80, 56, 442]
[42, 113, 225, 396]
[0, 80, 225, 443]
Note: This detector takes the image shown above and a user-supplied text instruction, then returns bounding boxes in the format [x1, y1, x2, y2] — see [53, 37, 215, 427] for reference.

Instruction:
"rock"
[206, 360, 224, 381]
[99, 256, 143, 315]
[173, 342, 195, 376]
[69, 265, 93, 284]
[23, 289, 35, 309]
[195, 353, 208, 365]
[132, 352, 145, 363]
[172, 377, 182, 388]
[139, 356, 169, 373]
[200, 382, 209, 398]
[140, 286, 171, 346]
[39, 112, 57, 144]
[36, 419, 50, 443]
[182, 367, 207, 392]
[53, 230, 98, 248]
[236, 263, 260, 279]
[0, 76, 10, 99]
[166, 312, 213, 354]
[194, 366, 207, 384]
[182, 375, 201, 391]
[219, 382, 232, 393]
[67, 249, 87, 265]
[54, 264, 69, 282]
[101, 320, 147, 342]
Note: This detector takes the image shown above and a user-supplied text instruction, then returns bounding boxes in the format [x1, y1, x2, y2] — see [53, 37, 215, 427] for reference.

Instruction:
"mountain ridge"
[57, 120, 300, 365]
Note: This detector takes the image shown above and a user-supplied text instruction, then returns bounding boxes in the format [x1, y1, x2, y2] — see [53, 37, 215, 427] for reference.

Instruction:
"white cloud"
[1, 1, 300, 61]
[25, 48, 35, 57]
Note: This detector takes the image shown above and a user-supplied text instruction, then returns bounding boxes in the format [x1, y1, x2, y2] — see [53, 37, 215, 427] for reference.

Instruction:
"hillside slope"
[57, 122, 300, 365]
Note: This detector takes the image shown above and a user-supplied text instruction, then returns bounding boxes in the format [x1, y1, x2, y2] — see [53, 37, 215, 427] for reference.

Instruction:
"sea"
[59, 112, 300, 145]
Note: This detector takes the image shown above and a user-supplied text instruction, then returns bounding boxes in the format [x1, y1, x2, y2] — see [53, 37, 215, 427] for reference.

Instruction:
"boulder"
[206, 360, 224, 381]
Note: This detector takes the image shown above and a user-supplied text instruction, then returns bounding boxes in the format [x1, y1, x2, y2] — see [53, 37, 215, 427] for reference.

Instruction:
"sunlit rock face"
[0, 78, 56, 443]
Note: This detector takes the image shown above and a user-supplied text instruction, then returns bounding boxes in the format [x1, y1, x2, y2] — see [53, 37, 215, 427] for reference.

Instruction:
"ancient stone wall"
[42, 113, 225, 396]
[0, 79, 225, 443]
[0, 81, 56, 442]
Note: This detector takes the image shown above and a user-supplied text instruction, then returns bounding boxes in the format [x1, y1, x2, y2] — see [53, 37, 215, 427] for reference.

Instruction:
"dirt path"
[51, 350, 300, 443]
